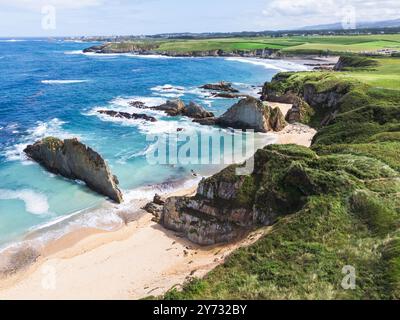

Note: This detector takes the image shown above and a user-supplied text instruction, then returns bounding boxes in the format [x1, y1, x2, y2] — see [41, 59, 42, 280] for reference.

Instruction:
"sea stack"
[216, 97, 287, 132]
[24, 137, 123, 203]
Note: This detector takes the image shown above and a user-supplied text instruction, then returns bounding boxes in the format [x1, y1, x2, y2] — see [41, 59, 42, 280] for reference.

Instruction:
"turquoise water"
[0, 39, 308, 249]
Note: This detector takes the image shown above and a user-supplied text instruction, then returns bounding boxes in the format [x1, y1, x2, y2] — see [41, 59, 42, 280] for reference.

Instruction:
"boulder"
[183, 102, 214, 119]
[24, 137, 123, 203]
[216, 97, 287, 132]
[201, 81, 239, 93]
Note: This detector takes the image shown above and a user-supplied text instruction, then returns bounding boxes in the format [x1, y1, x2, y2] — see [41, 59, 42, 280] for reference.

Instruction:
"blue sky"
[0, 0, 399, 37]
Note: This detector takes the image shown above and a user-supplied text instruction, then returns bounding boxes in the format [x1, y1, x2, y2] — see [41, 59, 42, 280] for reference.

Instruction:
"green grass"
[99, 34, 400, 55]
[160, 51, 400, 300]
[340, 58, 400, 90]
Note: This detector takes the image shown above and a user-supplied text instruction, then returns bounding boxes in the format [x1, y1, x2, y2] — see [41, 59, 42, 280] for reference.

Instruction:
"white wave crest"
[41, 80, 89, 85]
[225, 57, 310, 72]
[0, 189, 49, 215]
[3, 118, 76, 163]
[0, 39, 26, 42]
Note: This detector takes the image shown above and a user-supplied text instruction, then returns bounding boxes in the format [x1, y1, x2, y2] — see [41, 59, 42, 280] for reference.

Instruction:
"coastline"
[0, 101, 316, 299]
[0, 51, 320, 299]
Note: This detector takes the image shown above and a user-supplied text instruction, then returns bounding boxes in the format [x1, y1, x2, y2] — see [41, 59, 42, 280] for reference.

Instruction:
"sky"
[0, 0, 399, 37]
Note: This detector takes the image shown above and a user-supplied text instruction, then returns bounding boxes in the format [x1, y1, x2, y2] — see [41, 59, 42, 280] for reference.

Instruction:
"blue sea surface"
[0, 39, 306, 248]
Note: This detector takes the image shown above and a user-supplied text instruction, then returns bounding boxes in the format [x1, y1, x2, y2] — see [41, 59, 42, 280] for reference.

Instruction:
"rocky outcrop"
[303, 83, 347, 109]
[285, 98, 315, 124]
[269, 107, 287, 131]
[24, 137, 123, 203]
[98, 110, 157, 122]
[261, 71, 354, 127]
[129, 101, 147, 108]
[161, 197, 244, 245]
[201, 82, 239, 93]
[153, 99, 186, 116]
[216, 97, 287, 132]
[183, 102, 214, 119]
[145, 144, 331, 245]
[144, 169, 255, 245]
[153, 100, 215, 119]
[334, 56, 378, 71]
[212, 92, 253, 99]
[83, 43, 280, 59]
[193, 117, 217, 126]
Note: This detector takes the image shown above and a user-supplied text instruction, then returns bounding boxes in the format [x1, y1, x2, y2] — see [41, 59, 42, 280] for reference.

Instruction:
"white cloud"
[261, 0, 400, 29]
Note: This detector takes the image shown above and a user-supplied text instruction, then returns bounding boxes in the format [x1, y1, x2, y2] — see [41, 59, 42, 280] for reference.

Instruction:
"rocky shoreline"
[83, 44, 282, 59]
[82, 43, 338, 71]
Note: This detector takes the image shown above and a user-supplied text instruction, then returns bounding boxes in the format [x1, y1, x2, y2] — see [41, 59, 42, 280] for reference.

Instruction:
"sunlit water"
[0, 39, 308, 250]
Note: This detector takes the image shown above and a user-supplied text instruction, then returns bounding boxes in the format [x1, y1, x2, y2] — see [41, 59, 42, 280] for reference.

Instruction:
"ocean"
[0, 39, 308, 252]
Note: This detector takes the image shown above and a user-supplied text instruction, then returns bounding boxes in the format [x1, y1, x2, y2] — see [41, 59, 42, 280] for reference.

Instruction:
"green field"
[105, 34, 400, 54]
[341, 57, 400, 90]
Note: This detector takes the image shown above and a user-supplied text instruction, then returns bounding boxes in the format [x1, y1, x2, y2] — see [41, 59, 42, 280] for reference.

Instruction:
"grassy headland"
[159, 54, 400, 300]
[85, 34, 400, 56]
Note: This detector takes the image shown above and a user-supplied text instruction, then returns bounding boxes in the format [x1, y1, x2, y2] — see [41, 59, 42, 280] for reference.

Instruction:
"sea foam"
[0, 189, 49, 215]
[225, 57, 310, 72]
[3, 118, 77, 163]
[41, 80, 89, 85]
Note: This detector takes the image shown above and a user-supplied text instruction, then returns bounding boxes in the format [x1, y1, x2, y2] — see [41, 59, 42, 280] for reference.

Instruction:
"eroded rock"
[201, 82, 239, 93]
[24, 137, 123, 203]
[98, 110, 157, 122]
[216, 97, 287, 132]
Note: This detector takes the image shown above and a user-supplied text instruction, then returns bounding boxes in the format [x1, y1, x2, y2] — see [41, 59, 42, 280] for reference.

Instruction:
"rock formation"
[285, 98, 315, 124]
[212, 92, 253, 99]
[24, 137, 123, 203]
[98, 110, 157, 122]
[129, 101, 146, 108]
[183, 102, 214, 119]
[153, 100, 215, 119]
[153, 99, 186, 116]
[216, 97, 287, 132]
[201, 82, 239, 93]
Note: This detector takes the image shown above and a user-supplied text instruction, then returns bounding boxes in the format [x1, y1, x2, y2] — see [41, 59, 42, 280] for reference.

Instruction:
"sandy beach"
[0, 99, 316, 300]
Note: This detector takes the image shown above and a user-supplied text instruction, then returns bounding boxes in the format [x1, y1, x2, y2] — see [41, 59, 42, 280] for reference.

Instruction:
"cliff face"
[149, 142, 399, 246]
[24, 138, 123, 203]
[83, 43, 280, 58]
[161, 63, 400, 300]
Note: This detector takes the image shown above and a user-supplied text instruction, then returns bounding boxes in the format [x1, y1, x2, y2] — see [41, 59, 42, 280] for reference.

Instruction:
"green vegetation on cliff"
[92, 34, 400, 56]
[163, 56, 400, 300]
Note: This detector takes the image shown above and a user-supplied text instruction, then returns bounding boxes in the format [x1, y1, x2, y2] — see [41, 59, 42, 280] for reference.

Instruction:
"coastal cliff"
[83, 42, 280, 58]
[154, 60, 400, 299]
[24, 138, 123, 203]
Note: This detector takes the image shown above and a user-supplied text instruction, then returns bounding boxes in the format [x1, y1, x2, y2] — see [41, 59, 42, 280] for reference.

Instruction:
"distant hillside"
[301, 18, 400, 31]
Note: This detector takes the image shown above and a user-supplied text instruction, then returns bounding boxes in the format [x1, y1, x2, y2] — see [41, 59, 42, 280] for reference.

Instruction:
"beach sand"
[0, 101, 316, 300]
[0, 203, 268, 299]
[269, 102, 317, 147]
